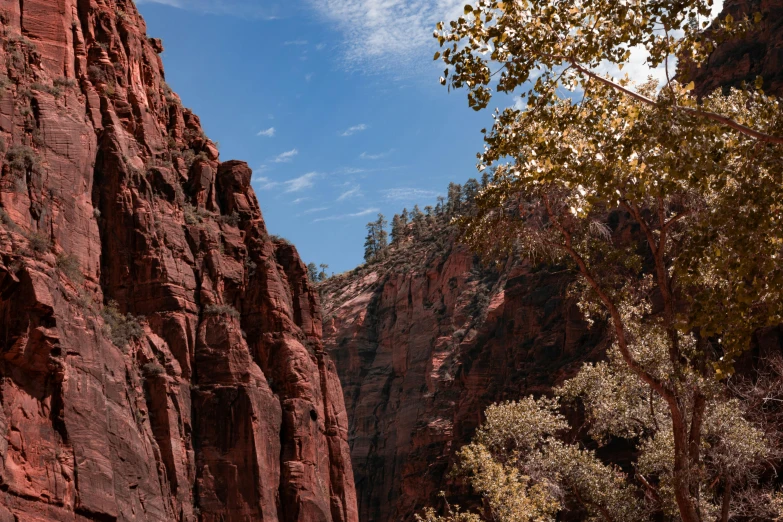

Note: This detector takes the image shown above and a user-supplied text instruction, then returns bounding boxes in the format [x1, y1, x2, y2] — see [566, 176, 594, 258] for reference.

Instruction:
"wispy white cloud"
[341, 167, 368, 175]
[252, 172, 318, 192]
[272, 149, 299, 163]
[334, 165, 406, 176]
[337, 185, 362, 201]
[303, 206, 330, 214]
[313, 207, 379, 223]
[291, 197, 311, 204]
[284, 172, 318, 192]
[136, 0, 281, 19]
[341, 123, 368, 137]
[284, 40, 308, 46]
[360, 149, 393, 160]
[305, 73, 314, 82]
[257, 127, 276, 137]
[252, 175, 279, 191]
[304, 0, 464, 74]
[382, 188, 440, 201]
[315, 43, 326, 51]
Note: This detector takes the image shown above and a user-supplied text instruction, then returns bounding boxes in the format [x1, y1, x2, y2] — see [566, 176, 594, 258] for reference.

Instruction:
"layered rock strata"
[0, 1, 357, 521]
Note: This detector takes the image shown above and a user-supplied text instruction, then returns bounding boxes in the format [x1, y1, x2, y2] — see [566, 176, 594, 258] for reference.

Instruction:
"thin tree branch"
[720, 478, 732, 522]
[541, 195, 675, 405]
[636, 473, 664, 505]
[549, 57, 783, 145]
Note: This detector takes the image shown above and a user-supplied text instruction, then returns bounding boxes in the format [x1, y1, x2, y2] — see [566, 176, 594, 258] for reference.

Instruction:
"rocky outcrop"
[320, 237, 606, 522]
[0, 1, 357, 521]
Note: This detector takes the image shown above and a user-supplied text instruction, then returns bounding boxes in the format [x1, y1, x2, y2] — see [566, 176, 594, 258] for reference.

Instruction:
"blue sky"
[135, 0, 495, 275]
[134, 0, 725, 275]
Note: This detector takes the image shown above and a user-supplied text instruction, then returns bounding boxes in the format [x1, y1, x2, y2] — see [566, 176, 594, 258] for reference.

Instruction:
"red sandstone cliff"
[320, 234, 607, 521]
[0, 1, 357, 521]
[686, 0, 783, 95]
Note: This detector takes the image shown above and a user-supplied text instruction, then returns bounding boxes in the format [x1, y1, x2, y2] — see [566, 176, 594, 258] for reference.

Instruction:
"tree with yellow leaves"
[422, 1, 783, 521]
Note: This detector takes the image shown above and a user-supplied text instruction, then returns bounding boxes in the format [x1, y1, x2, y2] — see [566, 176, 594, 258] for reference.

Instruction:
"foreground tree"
[424, 0, 783, 520]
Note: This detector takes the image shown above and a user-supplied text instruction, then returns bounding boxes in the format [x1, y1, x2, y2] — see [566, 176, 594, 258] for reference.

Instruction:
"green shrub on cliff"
[101, 301, 144, 349]
[203, 303, 240, 319]
[56, 253, 83, 283]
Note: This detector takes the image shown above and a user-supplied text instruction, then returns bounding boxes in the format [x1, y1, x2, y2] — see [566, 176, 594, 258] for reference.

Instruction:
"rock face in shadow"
[686, 0, 783, 96]
[320, 238, 607, 522]
[0, 1, 357, 521]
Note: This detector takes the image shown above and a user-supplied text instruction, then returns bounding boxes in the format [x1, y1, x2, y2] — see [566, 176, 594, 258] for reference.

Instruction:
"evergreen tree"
[480, 171, 491, 189]
[410, 205, 423, 222]
[318, 263, 329, 282]
[391, 214, 406, 245]
[463, 178, 480, 208]
[307, 262, 318, 283]
[364, 213, 388, 262]
[447, 183, 462, 215]
[411, 205, 425, 238]
[435, 195, 446, 217]
[364, 220, 378, 262]
[425, 206, 437, 228]
[375, 213, 389, 255]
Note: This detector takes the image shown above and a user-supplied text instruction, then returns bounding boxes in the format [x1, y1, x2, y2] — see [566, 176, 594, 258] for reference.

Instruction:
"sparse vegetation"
[0, 208, 20, 233]
[26, 232, 51, 253]
[203, 303, 240, 319]
[30, 81, 62, 98]
[55, 253, 83, 283]
[0, 74, 9, 99]
[183, 202, 212, 225]
[217, 212, 240, 227]
[87, 65, 107, 84]
[5, 145, 39, 175]
[54, 76, 77, 90]
[142, 362, 165, 377]
[101, 301, 144, 349]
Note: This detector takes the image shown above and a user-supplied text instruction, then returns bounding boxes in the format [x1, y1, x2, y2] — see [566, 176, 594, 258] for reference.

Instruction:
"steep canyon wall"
[0, 1, 357, 521]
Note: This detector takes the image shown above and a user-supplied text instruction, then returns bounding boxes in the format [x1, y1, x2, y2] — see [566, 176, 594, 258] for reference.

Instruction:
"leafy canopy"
[424, 0, 783, 521]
